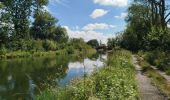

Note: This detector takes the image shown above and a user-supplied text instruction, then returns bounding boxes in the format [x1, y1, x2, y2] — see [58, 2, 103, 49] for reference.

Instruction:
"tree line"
[0, 0, 69, 51]
[108, 0, 170, 51]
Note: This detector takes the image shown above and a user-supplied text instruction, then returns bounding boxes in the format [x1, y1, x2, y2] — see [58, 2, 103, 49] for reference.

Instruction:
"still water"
[0, 53, 106, 100]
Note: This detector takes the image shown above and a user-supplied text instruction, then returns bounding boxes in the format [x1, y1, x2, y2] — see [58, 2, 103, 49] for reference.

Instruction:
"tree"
[31, 10, 57, 40]
[1, 0, 49, 40]
[121, 0, 170, 51]
[52, 26, 69, 43]
[87, 39, 99, 49]
[122, 3, 150, 51]
[107, 38, 116, 50]
[135, 0, 170, 29]
[0, 2, 13, 47]
[1, 0, 33, 40]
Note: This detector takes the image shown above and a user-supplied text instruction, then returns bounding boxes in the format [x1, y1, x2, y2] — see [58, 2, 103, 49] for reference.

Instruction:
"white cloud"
[90, 9, 108, 19]
[82, 23, 116, 31]
[93, 0, 128, 7]
[64, 26, 114, 44]
[114, 12, 128, 19]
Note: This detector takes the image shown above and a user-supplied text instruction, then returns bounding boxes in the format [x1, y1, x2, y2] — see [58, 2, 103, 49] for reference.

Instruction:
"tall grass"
[36, 50, 138, 100]
[138, 50, 170, 74]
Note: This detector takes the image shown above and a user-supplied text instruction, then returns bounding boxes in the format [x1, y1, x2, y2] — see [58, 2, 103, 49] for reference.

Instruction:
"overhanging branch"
[165, 12, 170, 20]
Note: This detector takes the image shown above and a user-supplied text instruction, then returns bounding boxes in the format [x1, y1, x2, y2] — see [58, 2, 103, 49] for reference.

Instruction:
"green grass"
[36, 50, 139, 100]
[136, 55, 170, 98]
[0, 51, 57, 59]
[138, 50, 170, 74]
[0, 47, 96, 60]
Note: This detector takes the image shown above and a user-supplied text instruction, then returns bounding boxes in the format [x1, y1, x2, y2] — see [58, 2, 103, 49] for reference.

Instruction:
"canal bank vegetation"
[36, 50, 138, 100]
[0, 38, 96, 59]
[106, 0, 170, 98]
[107, 0, 170, 75]
[0, 1, 96, 59]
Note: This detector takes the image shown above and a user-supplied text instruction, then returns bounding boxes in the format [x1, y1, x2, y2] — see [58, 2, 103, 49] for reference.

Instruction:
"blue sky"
[46, 0, 129, 43]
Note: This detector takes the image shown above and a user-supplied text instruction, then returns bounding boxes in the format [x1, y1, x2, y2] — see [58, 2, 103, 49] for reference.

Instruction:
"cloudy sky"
[47, 0, 130, 44]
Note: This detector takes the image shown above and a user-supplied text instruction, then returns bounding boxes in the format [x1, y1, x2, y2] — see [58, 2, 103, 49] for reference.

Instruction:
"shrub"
[43, 40, 57, 51]
[66, 46, 74, 54]
[32, 40, 44, 51]
[143, 51, 170, 72]
[0, 45, 7, 55]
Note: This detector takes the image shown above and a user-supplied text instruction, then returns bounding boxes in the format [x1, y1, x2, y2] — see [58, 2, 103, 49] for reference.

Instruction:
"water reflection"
[0, 53, 106, 100]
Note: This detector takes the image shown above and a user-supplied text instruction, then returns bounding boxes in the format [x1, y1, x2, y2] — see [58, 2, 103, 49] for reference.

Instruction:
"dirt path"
[132, 55, 167, 100]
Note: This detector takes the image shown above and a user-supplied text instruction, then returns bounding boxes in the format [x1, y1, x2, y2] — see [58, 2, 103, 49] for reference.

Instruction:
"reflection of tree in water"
[0, 56, 69, 100]
[31, 58, 69, 89]
[88, 53, 99, 61]
[0, 54, 101, 100]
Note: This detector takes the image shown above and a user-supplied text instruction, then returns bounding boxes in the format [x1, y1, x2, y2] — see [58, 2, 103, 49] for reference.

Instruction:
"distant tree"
[70, 38, 84, 43]
[107, 38, 116, 50]
[121, 29, 139, 51]
[87, 39, 99, 48]
[52, 26, 69, 43]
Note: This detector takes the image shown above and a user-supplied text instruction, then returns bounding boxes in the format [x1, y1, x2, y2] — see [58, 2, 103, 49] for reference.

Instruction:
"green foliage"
[144, 27, 165, 50]
[43, 40, 57, 51]
[0, 4, 13, 47]
[141, 51, 170, 73]
[120, 3, 151, 51]
[36, 50, 138, 100]
[120, 1, 170, 51]
[0, 45, 7, 55]
[52, 26, 68, 43]
[31, 39, 44, 51]
[66, 46, 75, 54]
[2, 0, 32, 40]
[87, 39, 99, 48]
[31, 10, 57, 40]
[35, 0, 49, 7]
[107, 38, 116, 50]
[36, 89, 58, 100]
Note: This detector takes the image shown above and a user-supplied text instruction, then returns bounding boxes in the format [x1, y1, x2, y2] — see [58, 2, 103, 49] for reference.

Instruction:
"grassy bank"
[136, 55, 170, 98]
[36, 50, 138, 100]
[138, 50, 170, 74]
[0, 41, 96, 60]
[0, 48, 96, 60]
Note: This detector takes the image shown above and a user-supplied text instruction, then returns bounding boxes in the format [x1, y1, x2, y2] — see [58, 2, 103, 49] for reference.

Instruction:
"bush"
[31, 40, 44, 51]
[143, 51, 170, 72]
[43, 40, 57, 51]
[66, 46, 74, 54]
[8, 39, 33, 51]
[0, 45, 7, 55]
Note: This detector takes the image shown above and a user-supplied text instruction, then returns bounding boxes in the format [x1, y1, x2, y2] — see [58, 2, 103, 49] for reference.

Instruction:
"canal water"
[0, 53, 107, 99]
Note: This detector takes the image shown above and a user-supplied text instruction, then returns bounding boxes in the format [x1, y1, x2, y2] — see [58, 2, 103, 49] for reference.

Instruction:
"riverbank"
[36, 50, 138, 100]
[138, 50, 170, 75]
[0, 47, 96, 60]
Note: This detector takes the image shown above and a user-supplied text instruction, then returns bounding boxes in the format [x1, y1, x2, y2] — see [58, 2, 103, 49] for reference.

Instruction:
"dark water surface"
[0, 53, 106, 100]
